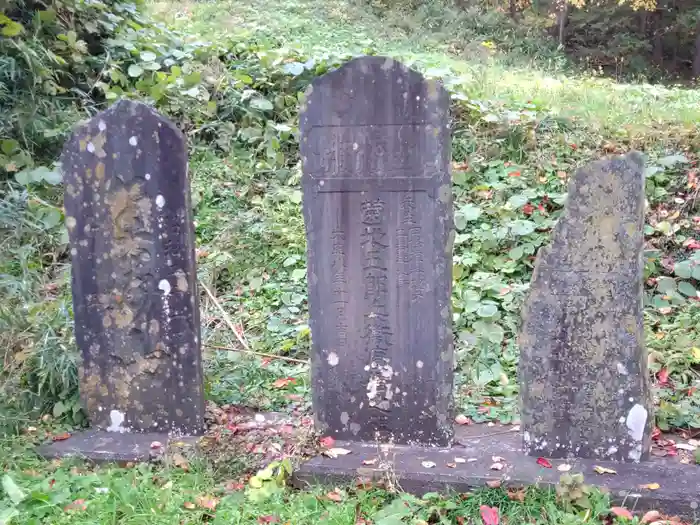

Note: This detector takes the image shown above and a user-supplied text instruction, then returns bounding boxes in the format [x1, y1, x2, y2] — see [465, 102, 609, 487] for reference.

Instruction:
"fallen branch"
[199, 280, 251, 351]
[204, 343, 309, 365]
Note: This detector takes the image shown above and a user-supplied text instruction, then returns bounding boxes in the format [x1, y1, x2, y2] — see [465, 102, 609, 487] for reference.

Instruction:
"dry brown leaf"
[454, 457, 466, 463]
[455, 414, 471, 425]
[64, 499, 87, 512]
[507, 488, 526, 502]
[557, 464, 572, 472]
[172, 453, 189, 471]
[421, 461, 436, 468]
[641, 510, 661, 524]
[446, 463, 456, 468]
[195, 495, 220, 510]
[183, 502, 196, 510]
[490, 462, 504, 471]
[486, 480, 502, 488]
[491, 456, 505, 463]
[610, 507, 633, 520]
[326, 489, 343, 502]
[361, 458, 378, 466]
[639, 483, 660, 490]
[593, 466, 617, 475]
[150, 441, 163, 449]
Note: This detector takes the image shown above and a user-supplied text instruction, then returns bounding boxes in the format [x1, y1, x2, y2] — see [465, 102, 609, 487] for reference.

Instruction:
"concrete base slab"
[37, 430, 198, 465]
[294, 425, 700, 518]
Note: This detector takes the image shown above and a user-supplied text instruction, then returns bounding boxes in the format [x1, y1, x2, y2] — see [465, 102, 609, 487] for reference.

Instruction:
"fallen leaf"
[658, 368, 670, 384]
[639, 483, 660, 490]
[536, 457, 552, 468]
[183, 502, 196, 510]
[272, 377, 296, 389]
[258, 516, 280, 524]
[490, 462, 504, 471]
[675, 443, 696, 451]
[468, 458, 478, 463]
[421, 461, 436, 468]
[507, 488, 526, 502]
[594, 466, 617, 475]
[195, 495, 219, 510]
[361, 458, 378, 466]
[319, 436, 336, 448]
[172, 453, 189, 471]
[454, 457, 466, 463]
[150, 441, 163, 449]
[486, 480, 502, 488]
[323, 447, 352, 458]
[52, 432, 71, 442]
[610, 506, 633, 520]
[491, 456, 505, 462]
[455, 414, 472, 425]
[64, 499, 87, 512]
[557, 464, 572, 472]
[641, 510, 661, 524]
[326, 489, 343, 502]
[480, 505, 500, 525]
[446, 463, 456, 468]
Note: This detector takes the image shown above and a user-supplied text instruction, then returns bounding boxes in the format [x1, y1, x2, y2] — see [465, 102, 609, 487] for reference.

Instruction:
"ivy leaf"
[127, 64, 144, 78]
[250, 98, 274, 111]
[674, 261, 692, 279]
[140, 51, 157, 62]
[477, 303, 498, 318]
[0, 19, 24, 37]
[2, 475, 26, 504]
[282, 62, 305, 76]
[678, 281, 697, 297]
[511, 220, 535, 236]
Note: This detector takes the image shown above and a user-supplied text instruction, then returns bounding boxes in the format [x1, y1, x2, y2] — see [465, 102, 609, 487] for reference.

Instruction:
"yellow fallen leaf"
[593, 466, 617, 475]
[183, 502, 196, 510]
[639, 483, 660, 490]
[692, 347, 700, 362]
[323, 447, 352, 458]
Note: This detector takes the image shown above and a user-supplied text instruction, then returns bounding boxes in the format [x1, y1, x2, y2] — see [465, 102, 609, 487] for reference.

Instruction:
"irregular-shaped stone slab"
[519, 152, 652, 462]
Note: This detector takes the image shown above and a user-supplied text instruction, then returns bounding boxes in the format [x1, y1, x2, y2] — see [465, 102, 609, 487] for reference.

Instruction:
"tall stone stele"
[300, 56, 454, 446]
[62, 100, 205, 436]
[519, 151, 653, 463]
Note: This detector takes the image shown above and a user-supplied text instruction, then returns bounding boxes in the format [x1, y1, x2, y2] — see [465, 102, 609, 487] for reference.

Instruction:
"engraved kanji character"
[361, 199, 385, 225]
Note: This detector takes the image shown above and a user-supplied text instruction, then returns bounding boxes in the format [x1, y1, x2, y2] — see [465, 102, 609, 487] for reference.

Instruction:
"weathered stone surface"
[62, 100, 204, 435]
[300, 56, 454, 446]
[294, 424, 700, 519]
[519, 152, 652, 462]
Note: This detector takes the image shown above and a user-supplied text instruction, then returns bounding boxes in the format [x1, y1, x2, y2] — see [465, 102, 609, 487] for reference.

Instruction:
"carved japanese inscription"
[62, 100, 204, 435]
[519, 152, 653, 462]
[301, 56, 454, 446]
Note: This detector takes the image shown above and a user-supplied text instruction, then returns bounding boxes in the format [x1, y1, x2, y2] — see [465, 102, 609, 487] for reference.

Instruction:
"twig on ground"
[199, 280, 251, 351]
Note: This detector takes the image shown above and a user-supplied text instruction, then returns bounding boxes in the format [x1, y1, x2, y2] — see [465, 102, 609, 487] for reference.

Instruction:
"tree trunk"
[510, 0, 517, 19]
[693, 17, 700, 78]
[651, 8, 664, 68]
[557, 1, 569, 47]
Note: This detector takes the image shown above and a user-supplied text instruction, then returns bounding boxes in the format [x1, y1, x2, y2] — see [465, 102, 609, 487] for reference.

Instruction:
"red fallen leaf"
[320, 436, 336, 448]
[509, 171, 521, 177]
[49, 479, 56, 489]
[522, 203, 535, 215]
[272, 377, 296, 388]
[64, 499, 87, 512]
[652, 427, 662, 440]
[280, 424, 295, 434]
[261, 358, 272, 367]
[569, 143, 578, 150]
[258, 516, 280, 524]
[52, 432, 71, 441]
[610, 506, 633, 520]
[537, 203, 545, 213]
[286, 394, 304, 401]
[536, 457, 552, 468]
[683, 239, 700, 249]
[480, 505, 500, 525]
[658, 368, 670, 385]
[326, 489, 343, 502]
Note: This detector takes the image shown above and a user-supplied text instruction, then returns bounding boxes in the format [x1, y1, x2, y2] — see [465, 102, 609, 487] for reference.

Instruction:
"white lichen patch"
[327, 351, 339, 367]
[416, 360, 424, 369]
[158, 279, 171, 296]
[87, 142, 95, 153]
[155, 195, 165, 209]
[616, 362, 629, 375]
[626, 403, 648, 441]
[65, 216, 77, 230]
[367, 377, 379, 400]
[98, 120, 106, 131]
[340, 412, 350, 425]
[129, 136, 138, 146]
[107, 410, 127, 433]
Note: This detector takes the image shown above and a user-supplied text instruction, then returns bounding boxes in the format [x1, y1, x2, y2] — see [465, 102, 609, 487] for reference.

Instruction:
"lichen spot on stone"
[145, 173, 151, 180]
[156, 195, 165, 209]
[158, 279, 171, 296]
[98, 120, 106, 131]
[340, 412, 350, 425]
[626, 403, 648, 442]
[327, 351, 339, 367]
[65, 216, 77, 230]
[416, 360, 424, 369]
[616, 362, 628, 375]
[107, 410, 127, 433]
[129, 136, 138, 146]
[87, 142, 95, 154]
